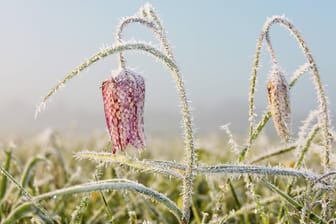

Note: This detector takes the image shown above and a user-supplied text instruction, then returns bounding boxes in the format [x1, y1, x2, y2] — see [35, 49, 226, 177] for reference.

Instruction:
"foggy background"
[1, 1, 335, 139]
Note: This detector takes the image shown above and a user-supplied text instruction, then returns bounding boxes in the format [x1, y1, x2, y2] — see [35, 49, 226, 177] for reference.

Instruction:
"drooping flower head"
[267, 66, 291, 142]
[102, 68, 145, 153]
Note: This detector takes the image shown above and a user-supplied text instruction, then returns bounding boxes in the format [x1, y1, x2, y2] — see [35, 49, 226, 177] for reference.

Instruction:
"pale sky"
[1, 1, 335, 137]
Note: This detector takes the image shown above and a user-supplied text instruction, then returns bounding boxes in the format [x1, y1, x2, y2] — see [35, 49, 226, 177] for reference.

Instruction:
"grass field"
[0, 130, 335, 223]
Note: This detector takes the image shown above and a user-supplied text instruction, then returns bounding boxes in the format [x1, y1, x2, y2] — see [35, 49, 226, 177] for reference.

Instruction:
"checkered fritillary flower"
[102, 68, 145, 153]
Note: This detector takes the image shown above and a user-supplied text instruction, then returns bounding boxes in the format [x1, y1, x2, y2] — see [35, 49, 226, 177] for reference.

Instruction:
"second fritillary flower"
[102, 68, 145, 153]
[267, 66, 291, 142]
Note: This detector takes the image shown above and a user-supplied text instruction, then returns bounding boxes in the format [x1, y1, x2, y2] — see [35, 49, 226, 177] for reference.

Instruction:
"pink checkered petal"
[101, 69, 146, 153]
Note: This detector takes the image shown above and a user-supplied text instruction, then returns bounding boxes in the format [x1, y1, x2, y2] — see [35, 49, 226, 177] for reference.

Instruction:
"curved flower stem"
[246, 22, 323, 218]
[116, 15, 175, 63]
[140, 6, 196, 220]
[260, 16, 331, 219]
[247, 26, 266, 151]
[3, 179, 185, 224]
[241, 18, 283, 220]
[247, 16, 330, 171]
[268, 16, 330, 171]
[116, 12, 196, 217]
[265, 31, 279, 66]
[116, 16, 159, 69]
[142, 3, 175, 61]
[246, 16, 287, 160]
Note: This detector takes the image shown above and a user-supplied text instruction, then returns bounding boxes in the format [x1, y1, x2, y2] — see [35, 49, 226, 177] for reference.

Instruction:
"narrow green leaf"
[0, 149, 12, 200]
[4, 179, 185, 224]
[261, 179, 325, 223]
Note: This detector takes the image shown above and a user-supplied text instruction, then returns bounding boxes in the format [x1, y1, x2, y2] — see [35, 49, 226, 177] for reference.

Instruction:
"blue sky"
[1, 1, 335, 137]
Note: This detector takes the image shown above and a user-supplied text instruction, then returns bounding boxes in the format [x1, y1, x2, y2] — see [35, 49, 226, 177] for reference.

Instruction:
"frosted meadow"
[1, 3, 336, 224]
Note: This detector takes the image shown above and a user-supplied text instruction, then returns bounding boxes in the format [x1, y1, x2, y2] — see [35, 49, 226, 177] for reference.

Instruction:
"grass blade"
[4, 178, 185, 224]
[261, 179, 325, 223]
[17, 157, 46, 199]
[0, 149, 12, 200]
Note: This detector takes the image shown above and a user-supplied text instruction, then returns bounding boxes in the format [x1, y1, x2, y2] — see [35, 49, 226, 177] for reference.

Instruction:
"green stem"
[141, 6, 195, 219]
[116, 9, 194, 220]
[116, 16, 159, 69]
[143, 3, 175, 61]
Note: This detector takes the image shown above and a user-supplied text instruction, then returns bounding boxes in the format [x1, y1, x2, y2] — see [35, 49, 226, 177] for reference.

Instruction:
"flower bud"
[267, 67, 291, 141]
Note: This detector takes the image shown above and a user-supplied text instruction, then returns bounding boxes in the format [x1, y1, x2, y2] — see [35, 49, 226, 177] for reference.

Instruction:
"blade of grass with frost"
[278, 126, 320, 220]
[0, 166, 55, 223]
[0, 150, 11, 201]
[75, 152, 325, 181]
[70, 194, 89, 224]
[4, 179, 185, 224]
[261, 179, 325, 223]
[16, 157, 46, 200]
[196, 165, 319, 181]
[75, 151, 184, 178]
[221, 187, 307, 223]
[94, 163, 113, 219]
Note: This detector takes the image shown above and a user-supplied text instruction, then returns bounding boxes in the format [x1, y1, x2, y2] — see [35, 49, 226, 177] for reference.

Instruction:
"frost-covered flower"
[267, 66, 291, 141]
[102, 68, 145, 153]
